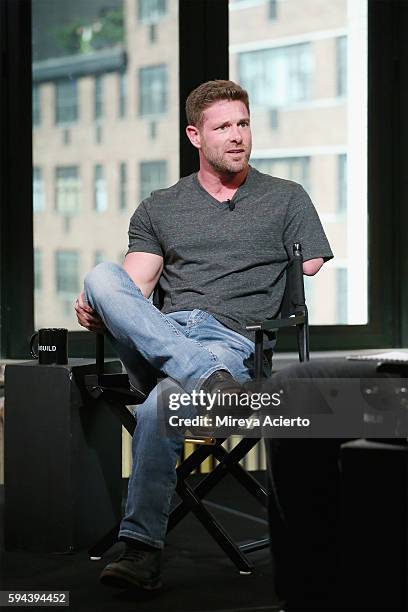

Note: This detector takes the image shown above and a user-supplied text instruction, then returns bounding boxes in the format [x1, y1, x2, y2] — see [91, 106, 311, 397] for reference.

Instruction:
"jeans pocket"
[186, 309, 211, 333]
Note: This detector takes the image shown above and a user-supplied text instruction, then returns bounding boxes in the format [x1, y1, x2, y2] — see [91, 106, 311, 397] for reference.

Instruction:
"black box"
[341, 439, 408, 610]
[4, 359, 123, 552]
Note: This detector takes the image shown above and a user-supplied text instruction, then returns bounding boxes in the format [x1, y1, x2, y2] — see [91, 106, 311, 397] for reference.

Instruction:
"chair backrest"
[280, 242, 306, 318]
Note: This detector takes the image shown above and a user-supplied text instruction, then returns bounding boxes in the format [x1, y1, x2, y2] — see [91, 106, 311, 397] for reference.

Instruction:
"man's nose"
[229, 125, 243, 142]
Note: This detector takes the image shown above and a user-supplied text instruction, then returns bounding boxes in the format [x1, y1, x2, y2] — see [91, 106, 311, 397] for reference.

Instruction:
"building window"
[94, 164, 108, 212]
[238, 43, 313, 108]
[55, 166, 80, 215]
[338, 154, 347, 213]
[33, 167, 45, 212]
[95, 124, 103, 144]
[33, 85, 40, 126]
[34, 248, 42, 291]
[94, 74, 103, 120]
[149, 121, 157, 140]
[94, 250, 105, 266]
[149, 23, 157, 43]
[55, 251, 80, 296]
[138, 0, 166, 23]
[55, 78, 78, 124]
[140, 161, 167, 200]
[63, 128, 71, 145]
[119, 162, 127, 210]
[267, 107, 279, 130]
[336, 268, 348, 324]
[139, 65, 167, 116]
[268, 0, 277, 20]
[118, 72, 127, 118]
[251, 157, 311, 193]
[336, 36, 347, 97]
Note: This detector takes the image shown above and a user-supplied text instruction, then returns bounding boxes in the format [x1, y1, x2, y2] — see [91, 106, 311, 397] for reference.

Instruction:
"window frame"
[336, 35, 347, 97]
[138, 64, 167, 117]
[55, 250, 80, 297]
[94, 74, 103, 121]
[118, 71, 126, 118]
[32, 83, 40, 126]
[33, 166, 44, 212]
[251, 156, 311, 194]
[139, 160, 168, 201]
[34, 247, 42, 292]
[55, 77, 78, 125]
[238, 42, 313, 109]
[93, 164, 108, 213]
[55, 165, 80, 216]
[138, 0, 166, 24]
[119, 161, 127, 211]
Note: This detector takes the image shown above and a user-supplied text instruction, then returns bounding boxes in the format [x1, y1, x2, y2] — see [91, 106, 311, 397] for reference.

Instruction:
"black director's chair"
[84, 242, 309, 574]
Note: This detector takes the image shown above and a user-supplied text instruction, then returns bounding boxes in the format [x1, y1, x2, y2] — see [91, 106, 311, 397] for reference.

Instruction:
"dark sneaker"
[99, 545, 162, 590]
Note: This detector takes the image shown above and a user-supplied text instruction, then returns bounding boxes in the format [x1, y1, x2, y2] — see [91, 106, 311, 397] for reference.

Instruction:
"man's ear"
[186, 125, 201, 149]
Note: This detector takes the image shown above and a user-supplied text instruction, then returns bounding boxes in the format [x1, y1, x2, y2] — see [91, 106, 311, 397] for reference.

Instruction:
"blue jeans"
[84, 262, 256, 549]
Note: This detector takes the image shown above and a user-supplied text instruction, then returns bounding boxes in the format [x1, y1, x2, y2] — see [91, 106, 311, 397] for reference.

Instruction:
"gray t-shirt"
[127, 166, 333, 342]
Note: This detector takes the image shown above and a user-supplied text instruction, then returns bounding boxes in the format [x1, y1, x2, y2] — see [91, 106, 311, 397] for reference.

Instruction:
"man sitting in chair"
[75, 80, 333, 591]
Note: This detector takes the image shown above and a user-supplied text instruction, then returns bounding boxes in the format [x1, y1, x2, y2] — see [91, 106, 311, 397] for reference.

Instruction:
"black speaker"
[341, 439, 408, 611]
[4, 359, 122, 552]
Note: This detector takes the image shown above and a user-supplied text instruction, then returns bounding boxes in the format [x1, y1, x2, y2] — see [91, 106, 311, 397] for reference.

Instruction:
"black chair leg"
[168, 439, 264, 530]
[211, 441, 270, 555]
[176, 480, 254, 574]
[216, 440, 266, 498]
[167, 439, 270, 570]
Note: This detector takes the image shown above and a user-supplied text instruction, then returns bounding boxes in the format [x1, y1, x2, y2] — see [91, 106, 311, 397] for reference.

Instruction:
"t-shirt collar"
[193, 166, 254, 207]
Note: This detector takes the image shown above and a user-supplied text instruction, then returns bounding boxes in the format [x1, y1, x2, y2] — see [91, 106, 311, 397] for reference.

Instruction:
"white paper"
[347, 350, 408, 362]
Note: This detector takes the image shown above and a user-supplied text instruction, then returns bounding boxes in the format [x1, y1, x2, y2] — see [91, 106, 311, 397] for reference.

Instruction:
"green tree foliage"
[54, 19, 83, 55]
[92, 8, 124, 50]
[53, 7, 124, 55]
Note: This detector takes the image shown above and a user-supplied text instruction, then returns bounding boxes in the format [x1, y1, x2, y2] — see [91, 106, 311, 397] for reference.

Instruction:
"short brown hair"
[185, 80, 250, 127]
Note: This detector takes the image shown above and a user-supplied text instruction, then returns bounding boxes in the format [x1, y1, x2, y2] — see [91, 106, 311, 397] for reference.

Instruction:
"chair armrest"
[246, 313, 306, 332]
[84, 373, 146, 402]
[85, 373, 131, 388]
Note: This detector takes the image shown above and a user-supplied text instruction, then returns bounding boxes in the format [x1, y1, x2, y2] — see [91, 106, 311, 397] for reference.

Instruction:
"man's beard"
[202, 143, 251, 175]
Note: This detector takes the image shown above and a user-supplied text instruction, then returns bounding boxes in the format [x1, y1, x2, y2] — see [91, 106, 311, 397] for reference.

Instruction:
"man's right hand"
[74, 291, 106, 333]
